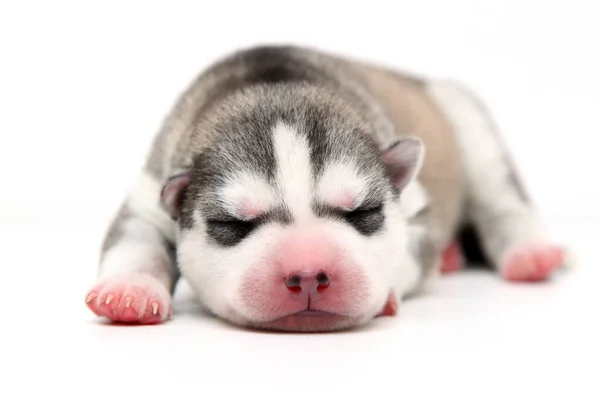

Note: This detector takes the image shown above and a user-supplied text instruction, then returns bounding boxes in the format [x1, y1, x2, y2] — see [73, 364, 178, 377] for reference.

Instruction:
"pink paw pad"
[440, 240, 464, 274]
[377, 293, 399, 317]
[85, 273, 172, 324]
[500, 243, 565, 282]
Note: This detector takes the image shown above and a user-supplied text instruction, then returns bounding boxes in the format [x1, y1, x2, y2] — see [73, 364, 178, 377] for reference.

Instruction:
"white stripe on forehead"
[217, 121, 374, 221]
[272, 121, 314, 219]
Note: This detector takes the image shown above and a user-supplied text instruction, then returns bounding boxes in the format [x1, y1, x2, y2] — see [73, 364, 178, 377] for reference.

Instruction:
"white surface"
[1, 1, 599, 399]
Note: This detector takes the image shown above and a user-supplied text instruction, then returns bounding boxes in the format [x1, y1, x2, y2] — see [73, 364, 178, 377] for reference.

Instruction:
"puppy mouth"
[290, 309, 338, 317]
[246, 308, 357, 333]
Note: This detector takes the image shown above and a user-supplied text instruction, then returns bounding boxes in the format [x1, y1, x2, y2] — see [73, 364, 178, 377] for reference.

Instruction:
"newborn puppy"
[85, 45, 568, 332]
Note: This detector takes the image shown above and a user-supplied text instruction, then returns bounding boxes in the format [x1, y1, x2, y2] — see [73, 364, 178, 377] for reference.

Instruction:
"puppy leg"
[440, 240, 465, 274]
[85, 171, 179, 323]
[426, 81, 567, 282]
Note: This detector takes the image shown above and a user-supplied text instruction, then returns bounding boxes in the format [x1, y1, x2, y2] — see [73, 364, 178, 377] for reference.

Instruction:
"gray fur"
[408, 206, 439, 284]
[180, 83, 393, 233]
[99, 44, 453, 300]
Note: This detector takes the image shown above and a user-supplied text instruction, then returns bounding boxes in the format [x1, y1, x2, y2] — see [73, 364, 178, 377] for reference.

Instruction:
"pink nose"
[284, 271, 331, 294]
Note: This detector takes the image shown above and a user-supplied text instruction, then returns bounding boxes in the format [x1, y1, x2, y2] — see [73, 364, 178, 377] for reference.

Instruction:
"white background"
[1, 1, 598, 399]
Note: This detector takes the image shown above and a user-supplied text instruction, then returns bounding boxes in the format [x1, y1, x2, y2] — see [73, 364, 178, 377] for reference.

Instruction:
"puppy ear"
[381, 137, 424, 191]
[160, 171, 191, 220]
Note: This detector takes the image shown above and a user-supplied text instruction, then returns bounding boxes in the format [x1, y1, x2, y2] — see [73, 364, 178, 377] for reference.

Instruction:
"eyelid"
[207, 215, 251, 223]
[348, 203, 383, 213]
[208, 217, 255, 224]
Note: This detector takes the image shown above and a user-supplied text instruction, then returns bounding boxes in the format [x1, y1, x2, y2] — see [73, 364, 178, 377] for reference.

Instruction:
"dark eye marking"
[204, 207, 293, 247]
[313, 202, 385, 236]
[206, 218, 257, 247]
[342, 204, 385, 236]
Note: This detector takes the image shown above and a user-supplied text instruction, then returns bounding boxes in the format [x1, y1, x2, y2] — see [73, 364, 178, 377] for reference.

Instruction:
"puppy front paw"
[85, 272, 172, 324]
[500, 243, 565, 282]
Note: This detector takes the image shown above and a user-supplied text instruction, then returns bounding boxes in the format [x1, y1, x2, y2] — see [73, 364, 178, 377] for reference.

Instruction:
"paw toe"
[84, 273, 172, 324]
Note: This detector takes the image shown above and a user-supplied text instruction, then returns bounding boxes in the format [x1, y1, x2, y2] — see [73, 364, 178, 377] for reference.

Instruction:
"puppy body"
[87, 45, 566, 332]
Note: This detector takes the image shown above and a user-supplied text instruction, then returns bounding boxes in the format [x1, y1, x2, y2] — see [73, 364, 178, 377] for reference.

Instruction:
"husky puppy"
[85, 45, 568, 332]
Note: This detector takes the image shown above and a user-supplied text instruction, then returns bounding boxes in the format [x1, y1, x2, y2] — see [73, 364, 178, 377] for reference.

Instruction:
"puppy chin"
[232, 309, 373, 333]
[248, 315, 365, 333]
[218, 292, 388, 333]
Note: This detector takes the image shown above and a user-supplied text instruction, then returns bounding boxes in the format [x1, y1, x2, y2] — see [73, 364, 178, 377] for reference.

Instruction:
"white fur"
[426, 80, 546, 264]
[219, 171, 276, 219]
[178, 204, 410, 327]
[400, 179, 429, 219]
[316, 160, 368, 210]
[176, 119, 422, 331]
[99, 218, 172, 288]
[272, 122, 314, 219]
[126, 171, 176, 242]
[399, 177, 432, 293]
[384, 202, 423, 304]
[177, 210, 272, 324]
[99, 171, 175, 289]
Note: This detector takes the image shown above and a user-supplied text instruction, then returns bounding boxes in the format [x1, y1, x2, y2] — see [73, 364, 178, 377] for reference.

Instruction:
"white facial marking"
[272, 122, 314, 219]
[317, 160, 368, 210]
[219, 171, 276, 219]
[175, 119, 424, 332]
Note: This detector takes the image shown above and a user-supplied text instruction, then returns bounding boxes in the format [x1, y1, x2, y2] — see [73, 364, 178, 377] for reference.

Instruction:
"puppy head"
[161, 87, 424, 332]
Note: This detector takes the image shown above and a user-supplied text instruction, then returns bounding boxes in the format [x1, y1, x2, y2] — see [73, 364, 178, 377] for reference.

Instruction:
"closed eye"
[206, 218, 257, 247]
[343, 204, 383, 222]
[342, 204, 385, 236]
